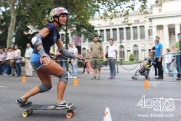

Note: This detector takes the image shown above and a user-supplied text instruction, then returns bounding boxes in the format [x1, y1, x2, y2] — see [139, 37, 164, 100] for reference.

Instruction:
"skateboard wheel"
[66, 113, 73, 119]
[22, 112, 28, 117]
[28, 110, 33, 114]
[72, 110, 75, 115]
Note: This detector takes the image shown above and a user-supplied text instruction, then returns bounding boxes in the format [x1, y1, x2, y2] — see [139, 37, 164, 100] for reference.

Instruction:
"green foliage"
[129, 54, 134, 61]
[0, 10, 10, 48]
[0, 0, 153, 49]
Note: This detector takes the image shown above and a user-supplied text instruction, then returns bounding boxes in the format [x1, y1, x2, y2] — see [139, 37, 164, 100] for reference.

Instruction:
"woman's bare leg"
[21, 71, 51, 101]
[38, 60, 67, 103]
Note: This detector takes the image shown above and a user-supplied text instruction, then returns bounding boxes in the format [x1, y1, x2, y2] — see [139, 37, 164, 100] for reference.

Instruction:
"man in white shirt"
[25, 43, 33, 77]
[107, 39, 118, 80]
[68, 43, 78, 78]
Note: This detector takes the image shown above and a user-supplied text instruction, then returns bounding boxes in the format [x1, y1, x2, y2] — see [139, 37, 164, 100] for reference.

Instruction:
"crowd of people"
[150, 33, 181, 80]
[0, 45, 22, 76]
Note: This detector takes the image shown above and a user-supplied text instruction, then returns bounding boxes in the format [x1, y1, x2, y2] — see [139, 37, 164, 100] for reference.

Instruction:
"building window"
[148, 29, 152, 39]
[121, 21, 126, 24]
[109, 22, 114, 25]
[140, 26, 145, 39]
[97, 24, 102, 26]
[95, 30, 98, 34]
[133, 26, 138, 40]
[100, 30, 104, 42]
[119, 28, 124, 41]
[134, 20, 139, 23]
[119, 45, 125, 62]
[113, 29, 117, 41]
[126, 27, 131, 40]
[106, 29, 110, 41]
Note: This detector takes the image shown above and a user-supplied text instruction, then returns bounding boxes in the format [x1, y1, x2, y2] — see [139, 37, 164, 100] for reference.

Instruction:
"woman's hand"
[40, 56, 50, 65]
[76, 55, 85, 61]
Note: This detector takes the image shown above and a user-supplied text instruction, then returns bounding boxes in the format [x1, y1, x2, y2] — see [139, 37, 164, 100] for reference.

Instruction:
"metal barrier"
[162, 52, 180, 81]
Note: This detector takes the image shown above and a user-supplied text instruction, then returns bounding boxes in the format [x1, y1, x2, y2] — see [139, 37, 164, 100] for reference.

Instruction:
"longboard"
[19, 104, 76, 118]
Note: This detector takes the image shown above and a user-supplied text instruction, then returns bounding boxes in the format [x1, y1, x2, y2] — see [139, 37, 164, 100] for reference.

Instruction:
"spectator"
[2, 48, 8, 76]
[85, 49, 93, 74]
[154, 36, 163, 79]
[14, 45, 21, 76]
[68, 43, 78, 78]
[107, 39, 118, 80]
[174, 32, 181, 80]
[151, 40, 159, 78]
[82, 51, 87, 74]
[0, 49, 5, 75]
[56, 49, 66, 70]
[25, 43, 33, 77]
[165, 48, 172, 76]
[90, 35, 103, 80]
[9, 48, 16, 76]
[3, 47, 12, 76]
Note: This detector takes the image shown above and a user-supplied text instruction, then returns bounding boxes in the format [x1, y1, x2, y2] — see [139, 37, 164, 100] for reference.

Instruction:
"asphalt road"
[0, 64, 181, 121]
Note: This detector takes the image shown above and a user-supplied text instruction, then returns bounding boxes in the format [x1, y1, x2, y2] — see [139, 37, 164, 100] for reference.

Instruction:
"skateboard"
[19, 104, 76, 119]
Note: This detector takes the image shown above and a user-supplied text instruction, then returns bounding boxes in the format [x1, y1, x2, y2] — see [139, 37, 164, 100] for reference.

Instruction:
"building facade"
[57, 0, 181, 61]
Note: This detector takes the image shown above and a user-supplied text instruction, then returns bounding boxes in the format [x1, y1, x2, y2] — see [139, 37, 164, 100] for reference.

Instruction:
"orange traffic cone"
[144, 79, 149, 89]
[73, 77, 78, 86]
[22, 75, 26, 82]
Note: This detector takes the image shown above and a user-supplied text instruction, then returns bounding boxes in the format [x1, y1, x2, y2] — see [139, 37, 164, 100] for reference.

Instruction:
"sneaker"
[69, 76, 73, 79]
[89, 72, 93, 74]
[3, 74, 7, 76]
[156, 76, 163, 79]
[107, 77, 112, 80]
[16, 98, 32, 106]
[154, 76, 158, 79]
[176, 78, 180, 80]
[73, 76, 77, 78]
[56, 101, 73, 109]
[91, 76, 96, 80]
[84, 72, 88, 74]
[97, 76, 100, 80]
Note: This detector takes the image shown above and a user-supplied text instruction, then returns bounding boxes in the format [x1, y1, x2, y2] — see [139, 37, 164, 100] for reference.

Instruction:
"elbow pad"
[59, 48, 76, 59]
[31, 34, 43, 47]
[37, 46, 48, 57]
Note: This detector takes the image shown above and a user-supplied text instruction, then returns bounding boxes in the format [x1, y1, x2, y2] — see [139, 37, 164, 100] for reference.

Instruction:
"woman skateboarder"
[16, 7, 82, 108]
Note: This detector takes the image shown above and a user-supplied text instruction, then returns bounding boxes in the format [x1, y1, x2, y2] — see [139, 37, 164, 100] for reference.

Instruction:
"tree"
[0, 0, 51, 47]
[0, 0, 154, 48]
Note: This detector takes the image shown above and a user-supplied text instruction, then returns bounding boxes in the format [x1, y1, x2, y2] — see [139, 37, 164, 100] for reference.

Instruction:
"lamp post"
[65, 0, 68, 71]
[120, 41, 123, 65]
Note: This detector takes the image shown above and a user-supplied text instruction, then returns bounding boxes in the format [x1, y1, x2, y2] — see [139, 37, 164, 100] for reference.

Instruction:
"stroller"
[132, 58, 153, 80]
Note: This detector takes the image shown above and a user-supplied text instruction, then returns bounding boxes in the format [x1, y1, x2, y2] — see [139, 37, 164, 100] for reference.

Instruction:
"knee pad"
[38, 84, 52, 93]
[59, 70, 68, 83]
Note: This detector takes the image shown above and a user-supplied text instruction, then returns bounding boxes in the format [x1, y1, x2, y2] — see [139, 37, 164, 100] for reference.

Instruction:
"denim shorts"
[31, 62, 44, 71]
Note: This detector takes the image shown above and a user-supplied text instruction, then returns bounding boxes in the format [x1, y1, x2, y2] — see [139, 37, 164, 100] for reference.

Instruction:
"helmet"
[49, 7, 68, 21]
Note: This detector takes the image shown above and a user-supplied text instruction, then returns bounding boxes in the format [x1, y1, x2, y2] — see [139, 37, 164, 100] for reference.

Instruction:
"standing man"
[107, 39, 118, 80]
[90, 35, 103, 80]
[151, 40, 159, 78]
[25, 43, 33, 77]
[174, 32, 181, 80]
[68, 43, 78, 78]
[154, 36, 163, 79]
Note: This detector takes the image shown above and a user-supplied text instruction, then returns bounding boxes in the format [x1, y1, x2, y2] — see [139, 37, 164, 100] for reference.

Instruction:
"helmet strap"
[53, 17, 62, 27]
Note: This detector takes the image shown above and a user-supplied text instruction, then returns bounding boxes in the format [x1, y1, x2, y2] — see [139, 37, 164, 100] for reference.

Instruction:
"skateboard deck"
[19, 104, 76, 118]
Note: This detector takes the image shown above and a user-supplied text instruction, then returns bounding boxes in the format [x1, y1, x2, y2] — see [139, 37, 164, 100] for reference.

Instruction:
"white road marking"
[0, 86, 7, 88]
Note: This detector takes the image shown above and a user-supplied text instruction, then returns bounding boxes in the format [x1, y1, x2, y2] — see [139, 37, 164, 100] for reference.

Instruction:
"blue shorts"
[31, 62, 44, 71]
[30, 53, 44, 71]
